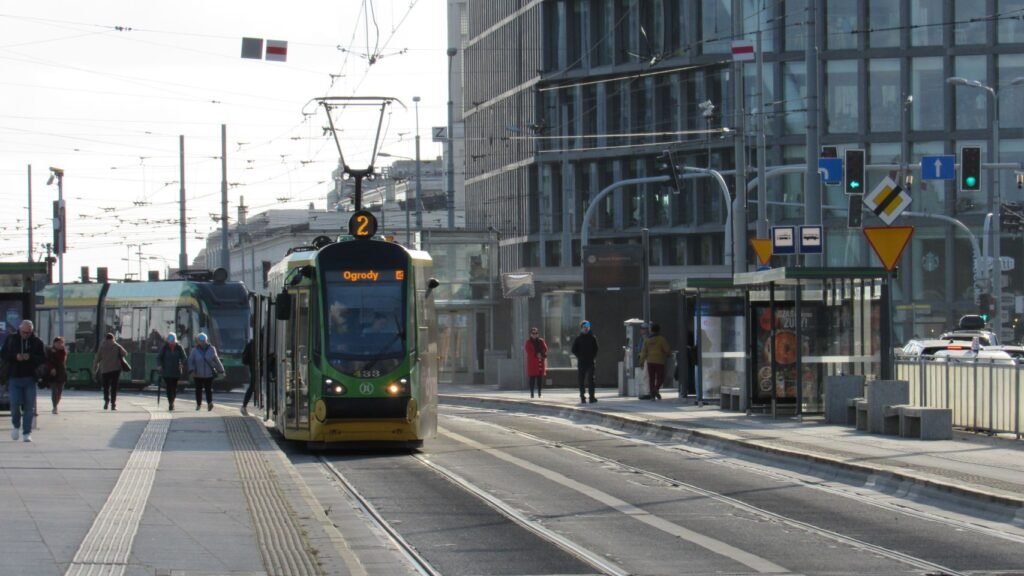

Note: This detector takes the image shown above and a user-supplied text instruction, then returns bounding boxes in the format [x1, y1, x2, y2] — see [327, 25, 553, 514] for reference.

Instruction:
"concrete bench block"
[882, 404, 911, 436]
[825, 375, 865, 425]
[846, 397, 864, 426]
[900, 407, 953, 440]
[719, 387, 742, 411]
[866, 380, 909, 434]
[855, 400, 868, 431]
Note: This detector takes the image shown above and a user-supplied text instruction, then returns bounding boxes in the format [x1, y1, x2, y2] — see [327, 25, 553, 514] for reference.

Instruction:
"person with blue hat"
[186, 332, 224, 411]
[571, 320, 599, 404]
[157, 333, 187, 411]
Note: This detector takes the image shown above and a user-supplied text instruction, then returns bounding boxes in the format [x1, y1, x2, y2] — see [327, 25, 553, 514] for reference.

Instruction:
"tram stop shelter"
[682, 267, 892, 416]
[0, 261, 49, 338]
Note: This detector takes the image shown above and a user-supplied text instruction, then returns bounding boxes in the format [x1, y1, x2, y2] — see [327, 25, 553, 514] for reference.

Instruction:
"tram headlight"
[323, 378, 346, 395]
[387, 378, 409, 396]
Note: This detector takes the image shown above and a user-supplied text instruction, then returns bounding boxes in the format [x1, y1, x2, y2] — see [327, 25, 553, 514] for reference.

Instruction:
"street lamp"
[46, 167, 64, 340]
[446, 47, 457, 228]
[413, 95, 423, 232]
[947, 75, 1024, 338]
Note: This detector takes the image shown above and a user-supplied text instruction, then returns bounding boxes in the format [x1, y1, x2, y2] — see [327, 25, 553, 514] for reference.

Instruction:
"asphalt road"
[278, 403, 1024, 575]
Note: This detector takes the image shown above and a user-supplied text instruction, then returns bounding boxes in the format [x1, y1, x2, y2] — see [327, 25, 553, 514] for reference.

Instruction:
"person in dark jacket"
[240, 338, 254, 415]
[571, 320, 599, 404]
[2, 320, 46, 441]
[156, 333, 188, 411]
[45, 336, 68, 414]
[93, 333, 128, 411]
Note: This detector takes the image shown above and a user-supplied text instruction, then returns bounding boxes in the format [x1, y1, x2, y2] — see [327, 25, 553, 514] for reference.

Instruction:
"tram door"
[284, 290, 310, 431]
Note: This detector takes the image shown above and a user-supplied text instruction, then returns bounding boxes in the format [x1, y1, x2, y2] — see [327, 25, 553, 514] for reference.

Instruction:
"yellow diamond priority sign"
[863, 175, 911, 225]
[864, 226, 913, 272]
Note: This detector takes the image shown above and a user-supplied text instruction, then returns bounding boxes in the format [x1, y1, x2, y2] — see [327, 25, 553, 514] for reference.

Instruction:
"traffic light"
[844, 149, 865, 194]
[979, 293, 995, 322]
[960, 146, 981, 192]
[655, 150, 681, 193]
[51, 200, 65, 255]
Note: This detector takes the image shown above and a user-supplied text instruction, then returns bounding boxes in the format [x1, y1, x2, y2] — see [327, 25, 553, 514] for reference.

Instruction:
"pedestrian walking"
[571, 320, 599, 404]
[524, 327, 547, 398]
[156, 333, 187, 411]
[639, 322, 671, 400]
[45, 336, 68, 414]
[2, 320, 46, 442]
[240, 338, 254, 415]
[187, 332, 224, 411]
[93, 333, 127, 411]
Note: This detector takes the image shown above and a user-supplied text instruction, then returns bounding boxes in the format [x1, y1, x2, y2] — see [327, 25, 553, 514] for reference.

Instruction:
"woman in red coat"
[524, 327, 548, 398]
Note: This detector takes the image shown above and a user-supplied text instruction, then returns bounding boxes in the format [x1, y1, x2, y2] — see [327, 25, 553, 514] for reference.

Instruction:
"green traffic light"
[850, 180, 860, 190]
[981, 313, 988, 322]
[965, 176, 977, 187]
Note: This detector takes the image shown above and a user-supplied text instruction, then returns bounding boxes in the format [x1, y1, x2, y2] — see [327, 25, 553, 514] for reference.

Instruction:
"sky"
[0, 0, 448, 281]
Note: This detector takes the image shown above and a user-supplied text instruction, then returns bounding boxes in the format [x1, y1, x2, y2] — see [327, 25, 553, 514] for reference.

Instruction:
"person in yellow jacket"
[639, 322, 671, 400]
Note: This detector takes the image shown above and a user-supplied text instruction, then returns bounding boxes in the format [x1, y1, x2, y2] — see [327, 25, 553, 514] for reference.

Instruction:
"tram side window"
[148, 306, 175, 351]
[176, 307, 193, 349]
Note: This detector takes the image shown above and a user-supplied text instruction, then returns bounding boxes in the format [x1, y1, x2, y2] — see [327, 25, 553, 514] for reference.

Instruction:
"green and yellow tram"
[35, 270, 250, 390]
[264, 212, 438, 448]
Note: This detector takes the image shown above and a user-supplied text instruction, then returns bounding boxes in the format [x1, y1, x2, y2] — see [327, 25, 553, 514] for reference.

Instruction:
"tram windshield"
[324, 271, 405, 371]
[208, 308, 248, 353]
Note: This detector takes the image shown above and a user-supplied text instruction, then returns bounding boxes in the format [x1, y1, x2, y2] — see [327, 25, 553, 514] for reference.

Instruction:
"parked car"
[899, 338, 973, 357]
[931, 349, 1017, 364]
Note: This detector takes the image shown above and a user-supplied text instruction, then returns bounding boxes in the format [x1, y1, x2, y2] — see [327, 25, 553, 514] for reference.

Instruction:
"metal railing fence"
[895, 358, 1022, 438]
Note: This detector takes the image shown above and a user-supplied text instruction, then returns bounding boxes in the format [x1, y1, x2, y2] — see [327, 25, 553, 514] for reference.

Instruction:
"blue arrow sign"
[920, 155, 955, 181]
[818, 157, 843, 186]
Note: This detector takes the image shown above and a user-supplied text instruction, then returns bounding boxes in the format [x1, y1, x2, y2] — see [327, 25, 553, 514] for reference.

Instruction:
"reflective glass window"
[911, 0, 944, 47]
[826, 60, 858, 134]
[783, 61, 806, 134]
[953, 56, 988, 130]
[999, 0, 1024, 43]
[869, 59, 901, 133]
[911, 57, 945, 130]
[955, 2, 986, 45]
[999, 54, 1024, 129]
[701, 0, 732, 54]
[785, 0, 808, 52]
[868, 0, 900, 48]
[826, 0, 858, 50]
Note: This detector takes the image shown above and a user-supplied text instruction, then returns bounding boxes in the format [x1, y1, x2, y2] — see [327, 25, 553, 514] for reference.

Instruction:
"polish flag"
[732, 40, 754, 62]
[266, 40, 288, 62]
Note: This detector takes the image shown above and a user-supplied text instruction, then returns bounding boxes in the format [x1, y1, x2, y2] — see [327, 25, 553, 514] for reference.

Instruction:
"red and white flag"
[266, 39, 288, 62]
[731, 40, 754, 62]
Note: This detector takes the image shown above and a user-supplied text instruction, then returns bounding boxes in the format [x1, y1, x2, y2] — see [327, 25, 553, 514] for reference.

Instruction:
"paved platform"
[442, 384, 1024, 526]
[0, 390, 411, 576]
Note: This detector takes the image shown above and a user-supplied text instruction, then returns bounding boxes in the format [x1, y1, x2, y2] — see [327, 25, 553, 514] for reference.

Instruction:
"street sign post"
[864, 175, 911, 225]
[818, 157, 843, 186]
[799, 225, 823, 254]
[864, 226, 913, 272]
[920, 155, 955, 181]
[771, 226, 796, 255]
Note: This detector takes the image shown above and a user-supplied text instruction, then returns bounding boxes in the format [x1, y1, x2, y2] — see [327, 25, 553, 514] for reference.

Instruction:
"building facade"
[462, 0, 1024, 384]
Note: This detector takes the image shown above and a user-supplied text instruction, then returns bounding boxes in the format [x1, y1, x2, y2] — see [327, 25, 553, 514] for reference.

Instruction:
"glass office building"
[462, 1, 1024, 374]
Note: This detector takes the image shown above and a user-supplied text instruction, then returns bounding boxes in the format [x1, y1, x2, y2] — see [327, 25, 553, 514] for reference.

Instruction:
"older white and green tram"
[263, 211, 439, 448]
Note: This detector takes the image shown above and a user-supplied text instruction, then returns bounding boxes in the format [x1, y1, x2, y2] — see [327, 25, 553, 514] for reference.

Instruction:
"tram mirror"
[275, 292, 292, 320]
[426, 277, 440, 297]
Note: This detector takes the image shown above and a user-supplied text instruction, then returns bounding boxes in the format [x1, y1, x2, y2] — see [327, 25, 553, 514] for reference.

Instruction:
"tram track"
[444, 409, 971, 576]
[317, 456, 442, 576]
[318, 452, 622, 576]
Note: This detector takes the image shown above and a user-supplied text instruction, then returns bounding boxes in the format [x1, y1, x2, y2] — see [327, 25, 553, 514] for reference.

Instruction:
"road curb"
[443, 394, 1024, 526]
